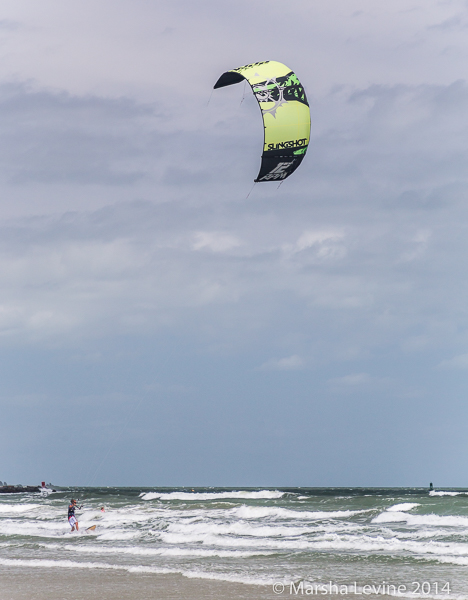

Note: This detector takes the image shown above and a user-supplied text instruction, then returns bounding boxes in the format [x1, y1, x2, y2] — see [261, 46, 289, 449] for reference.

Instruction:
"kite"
[214, 61, 310, 182]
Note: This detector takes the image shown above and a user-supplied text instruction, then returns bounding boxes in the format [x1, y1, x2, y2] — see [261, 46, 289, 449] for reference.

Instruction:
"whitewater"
[1, 487, 468, 596]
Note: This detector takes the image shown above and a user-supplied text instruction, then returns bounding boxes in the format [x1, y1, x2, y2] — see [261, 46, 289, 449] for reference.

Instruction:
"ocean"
[1, 487, 468, 598]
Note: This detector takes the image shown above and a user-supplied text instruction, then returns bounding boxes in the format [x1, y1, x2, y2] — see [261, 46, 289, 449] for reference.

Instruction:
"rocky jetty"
[0, 485, 41, 493]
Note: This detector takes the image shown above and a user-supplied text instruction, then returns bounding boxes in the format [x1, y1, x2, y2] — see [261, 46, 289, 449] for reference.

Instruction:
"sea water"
[1, 487, 468, 597]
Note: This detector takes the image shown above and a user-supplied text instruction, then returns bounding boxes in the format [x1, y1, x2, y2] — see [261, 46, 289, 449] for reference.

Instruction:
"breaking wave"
[140, 490, 285, 501]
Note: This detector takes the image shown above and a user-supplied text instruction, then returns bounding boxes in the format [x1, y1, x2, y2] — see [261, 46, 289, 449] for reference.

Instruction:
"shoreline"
[0, 566, 278, 600]
[0, 566, 406, 600]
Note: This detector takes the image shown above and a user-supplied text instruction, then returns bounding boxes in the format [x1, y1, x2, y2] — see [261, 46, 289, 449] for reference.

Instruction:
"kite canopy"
[214, 61, 310, 182]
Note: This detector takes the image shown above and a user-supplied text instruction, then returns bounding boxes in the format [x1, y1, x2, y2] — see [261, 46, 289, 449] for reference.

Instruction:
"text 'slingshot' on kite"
[214, 61, 311, 182]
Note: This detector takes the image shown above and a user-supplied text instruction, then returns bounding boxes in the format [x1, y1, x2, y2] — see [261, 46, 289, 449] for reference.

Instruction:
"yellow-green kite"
[214, 61, 310, 182]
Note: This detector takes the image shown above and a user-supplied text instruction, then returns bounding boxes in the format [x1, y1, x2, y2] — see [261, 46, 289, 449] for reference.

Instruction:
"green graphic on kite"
[214, 61, 311, 182]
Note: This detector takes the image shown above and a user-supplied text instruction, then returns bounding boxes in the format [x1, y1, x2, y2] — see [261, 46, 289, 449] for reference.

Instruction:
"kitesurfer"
[68, 499, 79, 532]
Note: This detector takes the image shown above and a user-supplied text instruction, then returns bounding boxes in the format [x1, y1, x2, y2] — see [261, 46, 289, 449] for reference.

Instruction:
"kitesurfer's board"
[86, 525, 97, 531]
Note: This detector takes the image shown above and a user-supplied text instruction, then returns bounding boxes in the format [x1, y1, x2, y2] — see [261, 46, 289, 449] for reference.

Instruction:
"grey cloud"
[0, 20, 20, 31]
[328, 373, 371, 386]
[0, 83, 163, 185]
[305, 81, 468, 210]
[2, 79, 468, 364]
[438, 353, 468, 369]
[162, 166, 211, 185]
[0, 80, 264, 193]
[257, 355, 306, 371]
[428, 15, 466, 30]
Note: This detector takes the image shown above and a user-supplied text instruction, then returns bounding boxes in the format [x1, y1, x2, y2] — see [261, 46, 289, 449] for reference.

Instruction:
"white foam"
[299, 533, 468, 560]
[372, 511, 468, 527]
[429, 490, 468, 496]
[0, 520, 70, 537]
[395, 527, 466, 540]
[386, 503, 420, 512]
[159, 530, 313, 549]
[140, 490, 285, 501]
[432, 555, 468, 566]
[96, 531, 138, 541]
[231, 505, 369, 520]
[165, 521, 309, 538]
[40, 542, 275, 558]
[0, 504, 40, 513]
[94, 509, 157, 525]
[0, 558, 271, 587]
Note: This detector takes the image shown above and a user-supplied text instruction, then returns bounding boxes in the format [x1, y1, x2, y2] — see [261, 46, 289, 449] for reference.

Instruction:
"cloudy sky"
[2, 0, 468, 487]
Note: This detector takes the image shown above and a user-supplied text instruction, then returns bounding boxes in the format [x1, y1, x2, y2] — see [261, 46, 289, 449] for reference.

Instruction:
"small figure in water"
[100, 506, 105, 512]
[429, 482, 434, 491]
[68, 499, 79, 532]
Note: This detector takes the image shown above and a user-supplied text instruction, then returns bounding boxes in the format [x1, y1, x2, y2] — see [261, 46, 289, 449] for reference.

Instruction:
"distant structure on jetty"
[0, 481, 56, 493]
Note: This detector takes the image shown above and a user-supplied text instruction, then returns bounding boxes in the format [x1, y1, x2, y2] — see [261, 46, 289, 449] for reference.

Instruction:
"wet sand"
[0, 566, 403, 600]
[0, 566, 279, 600]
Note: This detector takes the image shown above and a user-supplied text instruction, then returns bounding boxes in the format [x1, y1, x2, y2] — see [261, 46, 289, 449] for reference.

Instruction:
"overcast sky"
[2, 0, 468, 487]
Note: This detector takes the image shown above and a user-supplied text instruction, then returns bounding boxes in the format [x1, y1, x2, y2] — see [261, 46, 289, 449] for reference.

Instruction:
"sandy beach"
[0, 567, 279, 600]
[0, 566, 405, 600]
